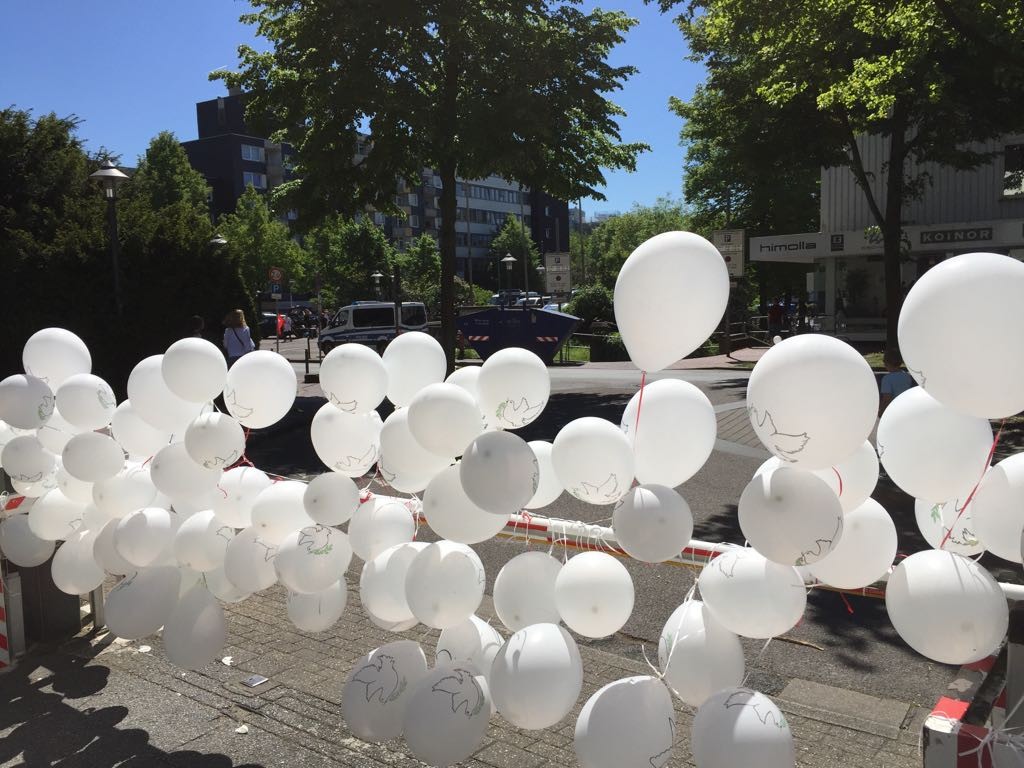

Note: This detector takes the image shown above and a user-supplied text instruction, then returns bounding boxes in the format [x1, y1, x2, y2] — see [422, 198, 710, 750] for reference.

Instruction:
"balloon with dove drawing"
[0, 373, 54, 430]
[574, 676, 677, 768]
[692, 688, 795, 768]
[403, 663, 492, 767]
[22, 327, 91, 388]
[342, 641, 428, 742]
[319, 342, 388, 415]
[476, 347, 551, 429]
[552, 417, 634, 505]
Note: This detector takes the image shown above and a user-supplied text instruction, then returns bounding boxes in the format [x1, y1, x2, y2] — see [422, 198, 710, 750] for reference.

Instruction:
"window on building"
[545, 228, 552, 239]
[407, 192, 418, 206]
[1005, 145, 1024, 196]
[545, 206, 550, 217]
[243, 171, 267, 189]
[456, 232, 468, 247]
[409, 214, 420, 228]
[286, 209, 298, 221]
[373, 212, 386, 226]
[241, 144, 265, 162]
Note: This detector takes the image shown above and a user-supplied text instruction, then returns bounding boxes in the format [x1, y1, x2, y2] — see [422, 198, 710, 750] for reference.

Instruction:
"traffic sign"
[270, 282, 283, 300]
[268, 266, 284, 283]
[712, 230, 745, 278]
[545, 252, 571, 294]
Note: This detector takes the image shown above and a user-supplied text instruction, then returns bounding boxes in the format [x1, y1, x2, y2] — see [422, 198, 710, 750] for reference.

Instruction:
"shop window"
[1005, 144, 1024, 196]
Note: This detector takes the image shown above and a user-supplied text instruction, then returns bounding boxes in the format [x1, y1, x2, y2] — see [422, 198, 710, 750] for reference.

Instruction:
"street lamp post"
[371, 271, 384, 299]
[89, 160, 129, 317]
[501, 254, 517, 308]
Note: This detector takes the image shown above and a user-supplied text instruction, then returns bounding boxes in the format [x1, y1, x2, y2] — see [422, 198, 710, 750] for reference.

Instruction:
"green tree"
[565, 283, 613, 331]
[665, 0, 1024, 350]
[216, 0, 647, 372]
[490, 215, 542, 293]
[306, 215, 397, 308]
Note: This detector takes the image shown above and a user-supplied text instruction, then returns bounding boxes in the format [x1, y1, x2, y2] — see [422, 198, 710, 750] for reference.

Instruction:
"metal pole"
[393, 264, 401, 338]
[107, 196, 123, 318]
[520, 184, 528, 293]
[275, 299, 280, 353]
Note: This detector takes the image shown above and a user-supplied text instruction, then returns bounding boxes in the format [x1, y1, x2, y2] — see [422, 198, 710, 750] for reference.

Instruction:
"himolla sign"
[919, 227, 993, 245]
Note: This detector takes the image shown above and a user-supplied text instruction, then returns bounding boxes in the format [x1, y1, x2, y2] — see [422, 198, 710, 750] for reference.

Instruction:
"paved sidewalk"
[0, 574, 928, 768]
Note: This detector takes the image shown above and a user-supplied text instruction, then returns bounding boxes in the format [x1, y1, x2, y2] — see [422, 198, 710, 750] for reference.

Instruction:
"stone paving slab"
[778, 678, 911, 740]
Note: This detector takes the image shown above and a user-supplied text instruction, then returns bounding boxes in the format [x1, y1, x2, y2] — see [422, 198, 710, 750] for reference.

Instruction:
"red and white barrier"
[0, 569, 9, 670]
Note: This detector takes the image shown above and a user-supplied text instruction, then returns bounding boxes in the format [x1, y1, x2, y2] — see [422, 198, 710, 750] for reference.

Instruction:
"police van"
[318, 301, 428, 354]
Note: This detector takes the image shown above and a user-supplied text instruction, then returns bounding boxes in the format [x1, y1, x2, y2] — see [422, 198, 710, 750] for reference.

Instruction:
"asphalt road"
[252, 365, 993, 710]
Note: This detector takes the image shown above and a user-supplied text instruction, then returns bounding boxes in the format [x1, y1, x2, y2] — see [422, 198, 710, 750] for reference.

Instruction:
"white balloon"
[2, 434, 56, 485]
[223, 526, 278, 593]
[614, 231, 729, 372]
[319, 343, 388, 415]
[490, 623, 583, 730]
[349, 498, 415, 561]
[692, 688, 794, 768]
[555, 552, 634, 638]
[378, 408, 451, 493]
[163, 585, 227, 670]
[213, 466, 271, 528]
[92, 463, 157, 519]
[81, 502, 115, 533]
[54, 373, 116, 430]
[877, 387, 992, 503]
[184, 412, 245, 470]
[105, 566, 182, 640]
[56, 462, 94, 504]
[110, 401, 171, 459]
[127, 355, 206, 433]
[173, 510, 234, 572]
[746, 335, 878, 469]
[360, 542, 429, 625]
[382, 331, 446, 407]
[809, 499, 897, 589]
[12, 462, 58, 498]
[698, 549, 806, 639]
[115, 507, 172, 568]
[149, 442, 222, 501]
[0, 374, 54, 430]
[899, 252, 1024, 418]
[436, 615, 504, 679]
[274, 525, 352, 594]
[493, 551, 563, 632]
[575, 676, 676, 768]
[403, 662, 492, 767]
[93, 518, 135, 575]
[886, 550, 1008, 665]
[613, 484, 694, 563]
[972, 453, 1024, 563]
[28, 488, 85, 541]
[659, 599, 744, 707]
[524, 441, 562, 509]
[223, 350, 297, 429]
[342, 640, 428, 742]
[22, 328, 91, 388]
[36, 406, 85, 455]
[303, 472, 360, 526]
[310, 403, 382, 477]
[408, 383, 484, 457]
[405, 541, 485, 630]
[61, 432, 124, 483]
[621, 379, 716, 487]
[755, 440, 878, 514]
[445, 366, 481, 399]
[738, 467, 843, 566]
[203, 565, 251, 604]
[0, 512, 55, 566]
[161, 338, 228, 403]
[457, 431, 538, 516]
[552, 417, 634, 505]
[424, 464, 509, 544]
[0, 419, 24, 458]
[51, 530, 104, 595]
[247, 480, 313, 545]
[477, 348, 550, 429]
[287, 580, 348, 631]
[368, 613, 420, 634]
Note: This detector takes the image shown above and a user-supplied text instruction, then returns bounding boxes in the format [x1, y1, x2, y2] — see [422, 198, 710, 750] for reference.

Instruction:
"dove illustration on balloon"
[328, 393, 359, 413]
[747, 406, 810, 462]
[336, 444, 378, 474]
[431, 668, 485, 717]
[647, 716, 675, 768]
[97, 387, 116, 411]
[573, 473, 620, 502]
[298, 525, 334, 555]
[38, 395, 55, 422]
[203, 449, 240, 469]
[352, 655, 403, 704]
[495, 397, 543, 428]
[723, 690, 787, 729]
[225, 388, 254, 418]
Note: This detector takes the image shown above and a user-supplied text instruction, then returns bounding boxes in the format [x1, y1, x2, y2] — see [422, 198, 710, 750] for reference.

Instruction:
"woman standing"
[223, 309, 256, 366]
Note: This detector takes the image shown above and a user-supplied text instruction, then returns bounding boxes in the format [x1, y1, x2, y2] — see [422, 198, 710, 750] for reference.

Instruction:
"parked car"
[258, 312, 278, 338]
[318, 301, 428, 354]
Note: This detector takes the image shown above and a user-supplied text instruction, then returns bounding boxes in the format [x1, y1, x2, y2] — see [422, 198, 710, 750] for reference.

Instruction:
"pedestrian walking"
[223, 309, 256, 366]
[879, 349, 916, 415]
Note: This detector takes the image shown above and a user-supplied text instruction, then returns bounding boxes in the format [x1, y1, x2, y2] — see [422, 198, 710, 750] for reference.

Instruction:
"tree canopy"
[490, 215, 542, 293]
[304, 215, 397, 309]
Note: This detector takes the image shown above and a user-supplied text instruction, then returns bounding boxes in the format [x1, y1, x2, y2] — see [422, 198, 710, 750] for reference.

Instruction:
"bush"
[565, 284, 613, 330]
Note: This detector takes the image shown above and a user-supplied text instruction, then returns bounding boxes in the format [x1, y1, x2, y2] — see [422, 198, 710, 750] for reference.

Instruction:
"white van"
[318, 301, 428, 354]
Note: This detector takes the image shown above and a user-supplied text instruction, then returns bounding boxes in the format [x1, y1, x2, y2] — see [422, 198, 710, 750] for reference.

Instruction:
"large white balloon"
[287, 580, 348, 632]
[319, 343, 388, 415]
[552, 417, 634, 505]
[110, 401, 171, 460]
[0, 513, 55, 567]
[698, 548, 806, 639]
[382, 331, 446, 407]
[493, 551, 562, 632]
[459, 431, 538, 515]
[249, 480, 314, 545]
[886, 550, 1008, 665]
[477, 348, 551, 429]
[36, 406, 82, 455]
[972, 453, 1024, 563]
[490, 623, 583, 730]
[378, 408, 451, 493]
[555, 552, 634, 638]
[755, 440, 879, 514]
[809, 499, 897, 589]
[746, 335, 878, 469]
[877, 386, 992, 503]
[360, 542, 429, 625]
[738, 467, 843, 566]
[223, 350, 297, 429]
[524, 440, 562, 509]
[22, 328, 91, 388]
[203, 565, 251, 604]
[914, 496, 983, 555]
[27, 488, 85, 541]
[115, 507, 173, 568]
[161, 338, 228, 403]
[127, 355, 206, 433]
[621, 379, 716, 487]
[62, 432, 124, 483]
[184, 412, 245, 470]
[403, 663, 492, 767]
[303, 472, 360, 526]
[213, 466, 271, 528]
[423, 464, 508, 544]
[93, 518, 135, 576]
[173, 510, 234, 572]
[51, 530, 104, 595]
[899, 252, 1024, 418]
[659, 599, 744, 707]
[436, 615, 504, 680]
[54, 373, 116, 431]
[105, 566, 182, 639]
[405, 541, 485, 630]
[0, 374, 54, 430]
[613, 484, 693, 563]
[445, 366, 481, 399]
[223, 526, 279, 593]
[613, 231, 729, 372]
[692, 687, 795, 768]
[575, 676, 676, 768]
[310, 403, 382, 477]
[2, 435, 55, 485]
[92, 463, 157, 520]
[274, 525, 352, 594]
[408, 383, 483, 458]
[342, 640, 428, 742]
[163, 585, 227, 669]
[12, 466, 59, 499]
[348, 498, 415, 561]
[149, 442, 221, 501]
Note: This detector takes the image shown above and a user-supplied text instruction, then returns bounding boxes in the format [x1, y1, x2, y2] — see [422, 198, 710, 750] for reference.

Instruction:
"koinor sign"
[919, 227, 993, 245]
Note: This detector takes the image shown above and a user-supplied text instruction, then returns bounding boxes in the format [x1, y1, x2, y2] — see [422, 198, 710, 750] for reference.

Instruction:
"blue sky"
[1, 0, 702, 218]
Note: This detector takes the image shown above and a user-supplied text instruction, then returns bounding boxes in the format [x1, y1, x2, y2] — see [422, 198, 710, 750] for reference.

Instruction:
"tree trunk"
[882, 108, 907, 355]
[439, 160, 458, 375]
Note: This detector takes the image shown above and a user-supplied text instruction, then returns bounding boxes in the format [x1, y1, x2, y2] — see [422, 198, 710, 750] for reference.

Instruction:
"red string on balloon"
[839, 592, 854, 615]
[939, 419, 1004, 550]
[832, 467, 843, 498]
[630, 371, 648, 488]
